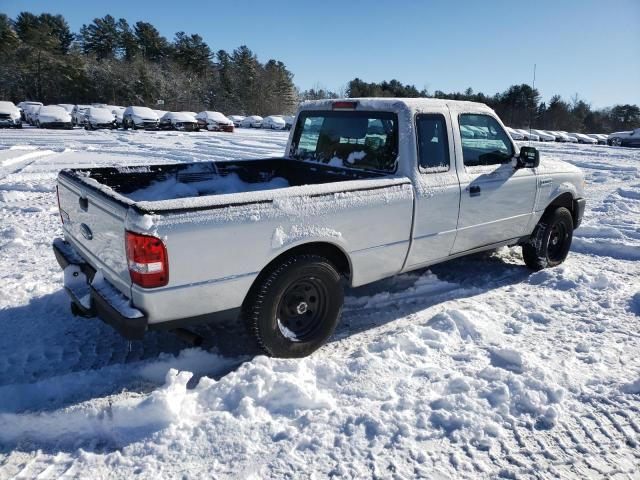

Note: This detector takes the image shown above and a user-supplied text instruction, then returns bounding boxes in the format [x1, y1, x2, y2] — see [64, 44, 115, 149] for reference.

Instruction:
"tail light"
[56, 185, 64, 224]
[125, 231, 169, 288]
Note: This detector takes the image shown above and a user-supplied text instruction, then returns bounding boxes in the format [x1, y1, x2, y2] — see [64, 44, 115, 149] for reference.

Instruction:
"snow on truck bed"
[0, 127, 639, 479]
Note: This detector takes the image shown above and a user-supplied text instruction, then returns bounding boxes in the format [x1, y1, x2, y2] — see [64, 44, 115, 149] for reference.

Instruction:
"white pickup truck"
[53, 98, 586, 357]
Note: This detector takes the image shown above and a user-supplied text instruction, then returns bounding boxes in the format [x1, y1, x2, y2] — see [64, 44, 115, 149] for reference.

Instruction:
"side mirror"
[517, 146, 540, 168]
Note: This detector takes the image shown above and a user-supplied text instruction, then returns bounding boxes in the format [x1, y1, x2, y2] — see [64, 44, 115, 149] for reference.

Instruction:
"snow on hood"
[266, 115, 286, 124]
[129, 106, 158, 119]
[86, 108, 115, 123]
[198, 111, 232, 124]
[38, 106, 71, 121]
[0, 101, 19, 115]
[163, 112, 197, 123]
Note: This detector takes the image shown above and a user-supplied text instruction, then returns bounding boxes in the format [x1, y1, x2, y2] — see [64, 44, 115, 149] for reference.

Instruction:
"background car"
[531, 129, 557, 141]
[83, 107, 117, 130]
[239, 115, 263, 128]
[160, 111, 199, 131]
[262, 115, 287, 130]
[0, 101, 23, 128]
[586, 133, 608, 145]
[17, 101, 42, 121]
[108, 106, 126, 127]
[608, 128, 640, 147]
[23, 104, 42, 125]
[571, 133, 597, 144]
[282, 115, 295, 130]
[35, 105, 72, 129]
[152, 109, 168, 119]
[514, 128, 540, 141]
[547, 130, 573, 142]
[505, 126, 524, 140]
[195, 111, 234, 132]
[57, 104, 74, 113]
[71, 105, 90, 126]
[227, 115, 245, 127]
[122, 106, 159, 130]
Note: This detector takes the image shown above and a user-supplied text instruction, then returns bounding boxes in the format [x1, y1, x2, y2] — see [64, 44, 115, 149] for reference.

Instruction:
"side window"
[459, 114, 514, 167]
[416, 114, 450, 172]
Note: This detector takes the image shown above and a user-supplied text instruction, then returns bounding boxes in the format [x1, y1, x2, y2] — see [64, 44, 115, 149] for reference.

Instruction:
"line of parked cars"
[504, 126, 635, 146]
[2, 100, 637, 146]
[3, 100, 296, 134]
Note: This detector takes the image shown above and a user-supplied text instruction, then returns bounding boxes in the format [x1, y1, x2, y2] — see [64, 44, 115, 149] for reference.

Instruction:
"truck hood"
[537, 156, 582, 175]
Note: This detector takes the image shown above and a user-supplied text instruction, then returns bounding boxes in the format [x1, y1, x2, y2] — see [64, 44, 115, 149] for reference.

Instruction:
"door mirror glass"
[517, 146, 539, 168]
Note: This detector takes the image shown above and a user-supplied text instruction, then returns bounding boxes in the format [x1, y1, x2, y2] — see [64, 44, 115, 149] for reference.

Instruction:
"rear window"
[290, 111, 398, 172]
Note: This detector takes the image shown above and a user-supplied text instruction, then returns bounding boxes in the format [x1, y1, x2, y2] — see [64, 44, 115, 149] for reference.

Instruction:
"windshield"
[290, 111, 398, 172]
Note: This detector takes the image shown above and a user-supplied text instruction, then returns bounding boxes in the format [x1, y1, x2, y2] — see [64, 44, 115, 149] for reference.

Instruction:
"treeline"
[0, 12, 298, 115]
[310, 78, 638, 133]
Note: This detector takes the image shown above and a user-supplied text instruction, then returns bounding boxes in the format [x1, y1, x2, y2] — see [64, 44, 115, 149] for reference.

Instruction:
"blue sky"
[3, 0, 639, 107]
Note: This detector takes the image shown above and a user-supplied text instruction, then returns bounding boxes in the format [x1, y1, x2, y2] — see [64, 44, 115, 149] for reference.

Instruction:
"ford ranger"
[52, 98, 586, 357]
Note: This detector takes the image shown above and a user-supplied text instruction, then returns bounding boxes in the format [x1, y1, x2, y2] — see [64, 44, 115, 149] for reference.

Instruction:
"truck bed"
[61, 158, 386, 212]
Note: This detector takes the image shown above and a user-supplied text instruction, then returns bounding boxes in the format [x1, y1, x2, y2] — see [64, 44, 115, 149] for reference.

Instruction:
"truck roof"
[300, 97, 493, 115]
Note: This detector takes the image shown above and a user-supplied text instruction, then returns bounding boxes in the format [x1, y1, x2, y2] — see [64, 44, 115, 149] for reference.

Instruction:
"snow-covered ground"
[0, 127, 638, 479]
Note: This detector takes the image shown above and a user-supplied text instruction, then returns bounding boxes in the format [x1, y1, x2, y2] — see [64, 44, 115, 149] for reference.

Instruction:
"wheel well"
[545, 192, 578, 226]
[243, 242, 351, 307]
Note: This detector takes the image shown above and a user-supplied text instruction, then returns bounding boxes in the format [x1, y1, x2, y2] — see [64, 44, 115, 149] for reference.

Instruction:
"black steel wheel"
[244, 254, 344, 358]
[522, 207, 574, 271]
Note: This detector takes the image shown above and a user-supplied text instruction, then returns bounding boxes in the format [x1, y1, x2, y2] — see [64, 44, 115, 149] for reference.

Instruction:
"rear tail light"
[125, 231, 169, 288]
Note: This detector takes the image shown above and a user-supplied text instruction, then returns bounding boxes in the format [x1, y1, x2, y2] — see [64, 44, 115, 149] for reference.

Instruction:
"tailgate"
[57, 174, 131, 296]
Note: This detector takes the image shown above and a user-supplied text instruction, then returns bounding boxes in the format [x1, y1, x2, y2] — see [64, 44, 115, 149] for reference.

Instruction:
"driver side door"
[451, 113, 538, 254]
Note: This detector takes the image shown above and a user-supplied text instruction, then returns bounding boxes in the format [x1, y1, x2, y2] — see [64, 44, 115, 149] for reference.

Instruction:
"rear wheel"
[522, 207, 574, 271]
[243, 254, 344, 358]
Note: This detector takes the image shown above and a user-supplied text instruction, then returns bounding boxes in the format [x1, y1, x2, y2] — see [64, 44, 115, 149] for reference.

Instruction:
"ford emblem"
[80, 223, 93, 240]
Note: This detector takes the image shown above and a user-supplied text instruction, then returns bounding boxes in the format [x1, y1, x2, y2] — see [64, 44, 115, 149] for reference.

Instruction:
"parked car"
[23, 103, 42, 125]
[505, 126, 524, 140]
[195, 111, 234, 132]
[571, 133, 597, 144]
[559, 132, 579, 143]
[607, 128, 640, 147]
[35, 105, 73, 129]
[262, 115, 287, 130]
[531, 129, 557, 142]
[239, 115, 263, 128]
[108, 106, 126, 127]
[514, 129, 540, 141]
[153, 109, 168, 119]
[53, 98, 586, 358]
[57, 104, 75, 113]
[83, 107, 117, 130]
[547, 131, 573, 142]
[0, 101, 23, 128]
[17, 101, 42, 121]
[160, 112, 200, 131]
[586, 134, 607, 145]
[283, 115, 295, 130]
[122, 106, 159, 130]
[228, 115, 245, 127]
[71, 105, 90, 126]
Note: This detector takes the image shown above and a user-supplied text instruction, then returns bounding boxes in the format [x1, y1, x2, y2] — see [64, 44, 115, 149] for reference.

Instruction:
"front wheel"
[610, 137, 622, 147]
[522, 207, 574, 271]
[243, 254, 344, 358]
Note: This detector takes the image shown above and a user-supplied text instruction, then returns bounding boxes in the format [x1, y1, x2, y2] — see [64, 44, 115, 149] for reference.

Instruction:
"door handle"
[469, 186, 481, 197]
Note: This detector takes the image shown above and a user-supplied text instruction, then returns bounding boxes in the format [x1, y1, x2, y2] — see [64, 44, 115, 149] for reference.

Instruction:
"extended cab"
[53, 99, 586, 357]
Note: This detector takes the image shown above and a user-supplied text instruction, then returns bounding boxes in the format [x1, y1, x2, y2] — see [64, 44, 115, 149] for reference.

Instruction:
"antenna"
[529, 64, 536, 145]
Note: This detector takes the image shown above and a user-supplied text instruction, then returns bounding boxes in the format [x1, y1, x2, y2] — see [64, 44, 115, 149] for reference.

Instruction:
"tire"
[522, 207, 574, 271]
[611, 137, 622, 147]
[243, 254, 344, 358]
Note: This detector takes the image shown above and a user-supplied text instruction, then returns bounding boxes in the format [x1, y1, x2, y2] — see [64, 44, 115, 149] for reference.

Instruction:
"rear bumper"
[53, 238, 148, 340]
[574, 198, 586, 228]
